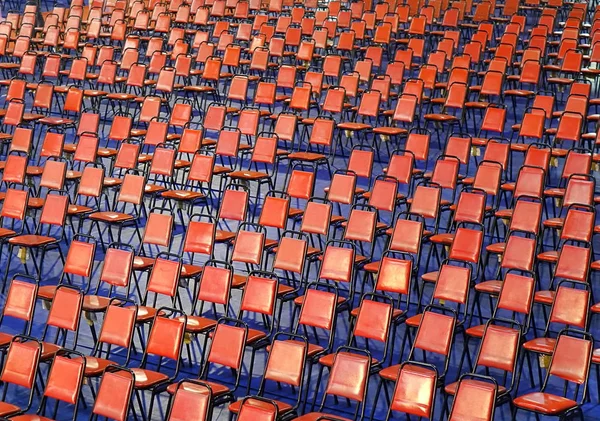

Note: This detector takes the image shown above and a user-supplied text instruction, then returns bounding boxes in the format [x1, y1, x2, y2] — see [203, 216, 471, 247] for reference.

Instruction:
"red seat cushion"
[166, 380, 230, 396]
[8, 235, 57, 247]
[523, 337, 556, 354]
[474, 280, 502, 294]
[228, 398, 293, 415]
[131, 368, 169, 389]
[513, 392, 577, 415]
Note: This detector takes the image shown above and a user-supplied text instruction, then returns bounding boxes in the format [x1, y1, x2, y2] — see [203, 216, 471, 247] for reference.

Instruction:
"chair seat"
[421, 271, 438, 283]
[0, 227, 16, 238]
[544, 188, 564, 198]
[372, 126, 407, 136]
[68, 205, 93, 215]
[26, 166, 43, 176]
[133, 256, 155, 270]
[103, 177, 123, 187]
[0, 401, 22, 417]
[429, 233, 454, 245]
[83, 356, 116, 377]
[501, 181, 516, 191]
[537, 250, 558, 263]
[37, 285, 58, 301]
[486, 242, 505, 254]
[494, 209, 513, 219]
[215, 230, 235, 243]
[232, 274, 247, 288]
[513, 392, 577, 415]
[10, 415, 56, 421]
[534, 290, 555, 305]
[363, 260, 381, 273]
[424, 113, 458, 122]
[38, 117, 73, 126]
[83, 295, 112, 312]
[84, 89, 107, 97]
[0, 332, 13, 348]
[247, 328, 267, 345]
[337, 122, 372, 131]
[136, 306, 159, 323]
[179, 315, 217, 333]
[131, 368, 169, 389]
[543, 217, 564, 229]
[166, 379, 230, 396]
[523, 337, 556, 354]
[145, 184, 166, 194]
[465, 324, 485, 338]
[8, 235, 57, 247]
[406, 313, 422, 327]
[66, 170, 82, 180]
[288, 207, 304, 218]
[161, 190, 205, 201]
[471, 138, 488, 147]
[474, 280, 502, 294]
[546, 77, 575, 85]
[89, 211, 134, 223]
[228, 397, 293, 415]
[181, 263, 203, 278]
[287, 152, 326, 162]
[504, 89, 535, 97]
[444, 380, 506, 396]
[23, 113, 44, 122]
[228, 170, 270, 180]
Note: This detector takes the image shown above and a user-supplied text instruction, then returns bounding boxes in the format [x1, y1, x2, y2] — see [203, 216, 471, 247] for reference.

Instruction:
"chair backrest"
[42, 352, 86, 418]
[320, 349, 371, 418]
[45, 286, 83, 348]
[91, 367, 135, 421]
[545, 333, 592, 400]
[167, 381, 212, 421]
[449, 376, 497, 421]
[390, 361, 437, 418]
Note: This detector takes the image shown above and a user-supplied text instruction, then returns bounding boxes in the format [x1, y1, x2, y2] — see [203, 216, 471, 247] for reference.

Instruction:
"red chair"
[136, 253, 183, 321]
[237, 271, 279, 392]
[132, 308, 187, 420]
[133, 208, 174, 272]
[90, 366, 136, 421]
[448, 374, 498, 421]
[0, 188, 30, 261]
[84, 242, 134, 315]
[88, 173, 145, 248]
[83, 300, 137, 378]
[0, 275, 38, 348]
[513, 330, 593, 420]
[297, 347, 372, 420]
[167, 380, 213, 421]
[0, 336, 42, 417]
[36, 234, 96, 302]
[382, 360, 438, 420]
